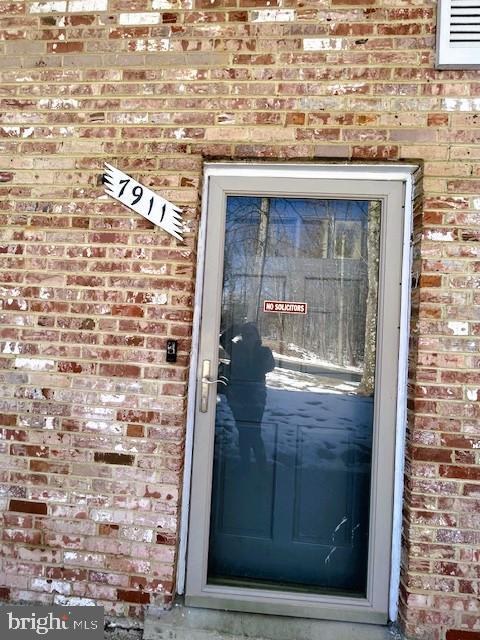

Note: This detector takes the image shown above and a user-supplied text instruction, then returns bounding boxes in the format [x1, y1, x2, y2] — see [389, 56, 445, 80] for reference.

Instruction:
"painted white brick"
[53, 596, 97, 607]
[423, 229, 455, 242]
[252, 9, 295, 22]
[303, 38, 343, 51]
[29, 1, 67, 13]
[68, 0, 108, 11]
[151, 0, 175, 8]
[31, 578, 72, 595]
[2, 126, 20, 136]
[99, 393, 126, 404]
[132, 38, 170, 52]
[152, 293, 168, 304]
[173, 128, 186, 140]
[153, 0, 193, 6]
[2, 341, 20, 355]
[119, 12, 160, 25]
[442, 98, 480, 112]
[14, 358, 55, 371]
[38, 98, 80, 109]
[448, 321, 469, 336]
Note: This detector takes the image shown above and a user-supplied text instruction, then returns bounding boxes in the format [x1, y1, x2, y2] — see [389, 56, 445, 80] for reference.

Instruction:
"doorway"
[185, 163, 415, 624]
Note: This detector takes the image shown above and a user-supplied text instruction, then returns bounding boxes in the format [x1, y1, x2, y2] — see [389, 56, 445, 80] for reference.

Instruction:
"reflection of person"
[220, 323, 275, 466]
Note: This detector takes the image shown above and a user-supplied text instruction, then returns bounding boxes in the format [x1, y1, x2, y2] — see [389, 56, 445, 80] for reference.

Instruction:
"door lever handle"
[200, 359, 227, 413]
[202, 377, 227, 386]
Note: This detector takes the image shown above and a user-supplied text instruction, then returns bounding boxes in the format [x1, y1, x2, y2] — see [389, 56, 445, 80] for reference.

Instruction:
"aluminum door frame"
[183, 163, 417, 624]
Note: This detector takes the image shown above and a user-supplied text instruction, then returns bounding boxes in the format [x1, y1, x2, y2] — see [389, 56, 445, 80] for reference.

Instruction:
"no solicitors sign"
[263, 300, 307, 315]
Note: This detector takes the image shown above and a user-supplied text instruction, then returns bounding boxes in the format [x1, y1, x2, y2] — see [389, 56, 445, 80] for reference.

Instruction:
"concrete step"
[144, 601, 403, 640]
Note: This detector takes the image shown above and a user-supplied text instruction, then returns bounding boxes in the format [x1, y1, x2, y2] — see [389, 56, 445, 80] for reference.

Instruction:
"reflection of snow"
[215, 369, 373, 475]
[278, 343, 363, 374]
[266, 366, 359, 395]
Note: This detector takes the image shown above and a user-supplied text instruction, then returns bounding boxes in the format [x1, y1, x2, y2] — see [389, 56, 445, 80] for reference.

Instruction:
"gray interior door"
[208, 196, 377, 596]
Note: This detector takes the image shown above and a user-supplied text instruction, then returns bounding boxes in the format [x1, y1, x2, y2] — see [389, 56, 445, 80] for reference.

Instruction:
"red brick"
[3, 529, 42, 545]
[10, 445, 49, 458]
[332, 0, 376, 4]
[47, 42, 84, 54]
[98, 364, 141, 378]
[411, 447, 453, 463]
[428, 114, 449, 127]
[116, 410, 157, 424]
[419, 274, 443, 288]
[0, 587, 10, 600]
[45, 567, 88, 581]
[109, 27, 149, 39]
[67, 275, 105, 288]
[67, 15, 95, 26]
[9, 500, 47, 515]
[30, 460, 70, 474]
[58, 361, 96, 374]
[0, 415, 18, 427]
[126, 425, 144, 438]
[446, 631, 480, 640]
[111, 305, 144, 318]
[351, 145, 399, 160]
[238, 0, 277, 5]
[116, 589, 150, 604]
[440, 466, 480, 481]
[94, 452, 135, 466]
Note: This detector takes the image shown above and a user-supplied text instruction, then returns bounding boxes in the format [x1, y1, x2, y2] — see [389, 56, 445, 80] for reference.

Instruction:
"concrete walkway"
[140, 601, 405, 640]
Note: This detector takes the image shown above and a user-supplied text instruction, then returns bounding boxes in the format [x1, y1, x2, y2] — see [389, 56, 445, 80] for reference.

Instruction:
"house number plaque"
[103, 163, 183, 240]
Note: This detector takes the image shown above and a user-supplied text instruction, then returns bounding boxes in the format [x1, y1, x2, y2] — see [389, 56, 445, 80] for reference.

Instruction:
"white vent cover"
[436, 0, 480, 68]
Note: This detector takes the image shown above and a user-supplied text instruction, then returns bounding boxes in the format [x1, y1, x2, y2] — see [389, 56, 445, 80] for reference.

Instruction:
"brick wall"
[0, 0, 479, 638]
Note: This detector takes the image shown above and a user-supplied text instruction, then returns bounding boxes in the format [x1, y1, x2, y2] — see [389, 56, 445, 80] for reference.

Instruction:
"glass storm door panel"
[208, 196, 380, 596]
[186, 167, 408, 623]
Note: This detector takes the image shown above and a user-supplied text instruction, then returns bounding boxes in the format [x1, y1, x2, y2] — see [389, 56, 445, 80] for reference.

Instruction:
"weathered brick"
[116, 589, 150, 604]
[9, 500, 47, 515]
[0, 0, 478, 636]
[47, 42, 84, 54]
[446, 631, 480, 640]
[94, 452, 135, 466]
[98, 364, 141, 378]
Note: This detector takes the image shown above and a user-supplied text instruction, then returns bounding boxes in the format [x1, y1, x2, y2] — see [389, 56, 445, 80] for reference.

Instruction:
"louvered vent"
[450, 0, 480, 43]
[436, 0, 480, 68]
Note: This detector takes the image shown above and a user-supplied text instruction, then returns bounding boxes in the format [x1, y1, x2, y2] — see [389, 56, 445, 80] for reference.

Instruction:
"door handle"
[200, 359, 227, 413]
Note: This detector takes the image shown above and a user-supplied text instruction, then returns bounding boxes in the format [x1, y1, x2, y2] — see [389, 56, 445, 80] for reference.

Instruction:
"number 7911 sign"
[103, 163, 183, 240]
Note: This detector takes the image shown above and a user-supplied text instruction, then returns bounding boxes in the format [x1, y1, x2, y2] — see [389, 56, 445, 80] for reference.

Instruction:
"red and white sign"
[263, 300, 307, 315]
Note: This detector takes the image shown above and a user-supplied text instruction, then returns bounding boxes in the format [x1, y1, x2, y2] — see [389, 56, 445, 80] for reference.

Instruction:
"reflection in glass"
[208, 196, 380, 597]
[220, 323, 274, 467]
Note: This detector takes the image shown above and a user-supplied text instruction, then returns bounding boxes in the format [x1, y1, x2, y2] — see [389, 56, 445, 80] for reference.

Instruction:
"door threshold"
[185, 590, 386, 626]
[144, 598, 403, 640]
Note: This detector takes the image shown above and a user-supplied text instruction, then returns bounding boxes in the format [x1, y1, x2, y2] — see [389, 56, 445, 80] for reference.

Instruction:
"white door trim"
[176, 162, 417, 624]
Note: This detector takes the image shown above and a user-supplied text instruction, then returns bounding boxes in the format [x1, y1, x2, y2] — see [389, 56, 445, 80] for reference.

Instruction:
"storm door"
[186, 165, 410, 624]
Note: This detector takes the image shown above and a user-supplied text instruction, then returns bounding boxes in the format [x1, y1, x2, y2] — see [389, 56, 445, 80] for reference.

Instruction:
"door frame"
[178, 162, 418, 624]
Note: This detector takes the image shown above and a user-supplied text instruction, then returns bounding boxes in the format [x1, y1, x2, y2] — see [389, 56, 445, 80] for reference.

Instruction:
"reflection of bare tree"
[222, 196, 379, 377]
[246, 198, 269, 324]
[358, 200, 380, 395]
